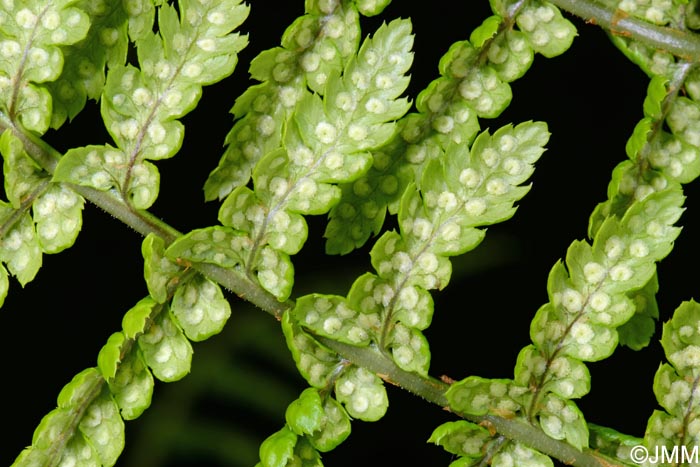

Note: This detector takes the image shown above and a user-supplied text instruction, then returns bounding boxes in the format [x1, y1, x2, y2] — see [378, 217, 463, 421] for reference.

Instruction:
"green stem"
[550, 0, 700, 61]
[315, 335, 614, 467]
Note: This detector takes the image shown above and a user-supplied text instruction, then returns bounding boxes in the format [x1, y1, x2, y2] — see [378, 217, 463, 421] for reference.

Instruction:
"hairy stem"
[314, 335, 614, 467]
[550, 0, 700, 60]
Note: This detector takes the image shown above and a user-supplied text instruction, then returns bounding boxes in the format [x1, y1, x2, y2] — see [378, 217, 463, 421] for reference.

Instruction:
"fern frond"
[10, 218, 244, 466]
[0, 0, 93, 298]
[261, 316, 388, 464]
[0, 0, 91, 133]
[47, 0, 129, 128]
[293, 122, 548, 379]
[590, 64, 699, 349]
[204, 0, 392, 201]
[439, 35, 700, 464]
[0, 131, 84, 292]
[12, 368, 123, 467]
[443, 185, 684, 459]
[643, 300, 700, 459]
[272, 120, 548, 465]
[54, 0, 249, 209]
[325, 0, 577, 255]
[168, 18, 414, 301]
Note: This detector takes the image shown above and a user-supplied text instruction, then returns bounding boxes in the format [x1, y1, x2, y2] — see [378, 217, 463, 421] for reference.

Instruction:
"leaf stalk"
[551, 0, 700, 61]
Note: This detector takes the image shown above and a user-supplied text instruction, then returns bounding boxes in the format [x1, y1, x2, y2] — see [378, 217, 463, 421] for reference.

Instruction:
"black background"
[2, 1, 699, 466]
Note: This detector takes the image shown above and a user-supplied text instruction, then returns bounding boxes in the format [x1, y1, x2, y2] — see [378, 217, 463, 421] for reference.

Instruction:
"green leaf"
[209, 18, 416, 298]
[644, 299, 700, 457]
[286, 388, 325, 437]
[386, 322, 431, 373]
[428, 420, 493, 459]
[514, 345, 590, 400]
[325, 10, 547, 256]
[352, 121, 549, 371]
[125, 0, 156, 41]
[142, 233, 183, 303]
[280, 6, 360, 94]
[48, 1, 129, 128]
[653, 363, 691, 417]
[588, 423, 642, 464]
[514, 170, 684, 437]
[272, 17, 414, 197]
[307, 396, 351, 452]
[54, 145, 151, 203]
[537, 394, 588, 450]
[0, 209, 42, 286]
[454, 65, 512, 118]
[15, 411, 72, 467]
[0, 0, 91, 133]
[122, 296, 159, 339]
[470, 15, 502, 48]
[0, 264, 8, 308]
[538, 187, 683, 362]
[293, 294, 370, 346]
[608, 35, 675, 78]
[204, 79, 295, 200]
[643, 75, 668, 119]
[664, 96, 700, 177]
[165, 226, 246, 269]
[282, 310, 341, 388]
[421, 121, 549, 251]
[57, 432, 100, 467]
[55, 0, 249, 208]
[446, 376, 519, 417]
[334, 365, 388, 421]
[171, 275, 231, 341]
[355, 0, 392, 16]
[492, 442, 553, 467]
[259, 426, 298, 467]
[661, 300, 700, 378]
[97, 332, 126, 381]
[78, 387, 125, 466]
[438, 41, 475, 79]
[205, 1, 367, 199]
[108, 348, 154, 420]
[254, 245, 295, 300]
[617, 274, 659, 350]
[33, 184, 84, 254]
[99, 67, 185, 161]
[611, 0, 682, 25]
[138, 306, 193, 382]
[626, 118, 653, 159]
[516, 1, 577, 58]
[649, 131, 700, 184]
[14, 368, 104, 467]
[324, 137, 410, 255]
[487, 30, 534, 82]
[56, 367, 103, 408]
[1, 131, 47, 208]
